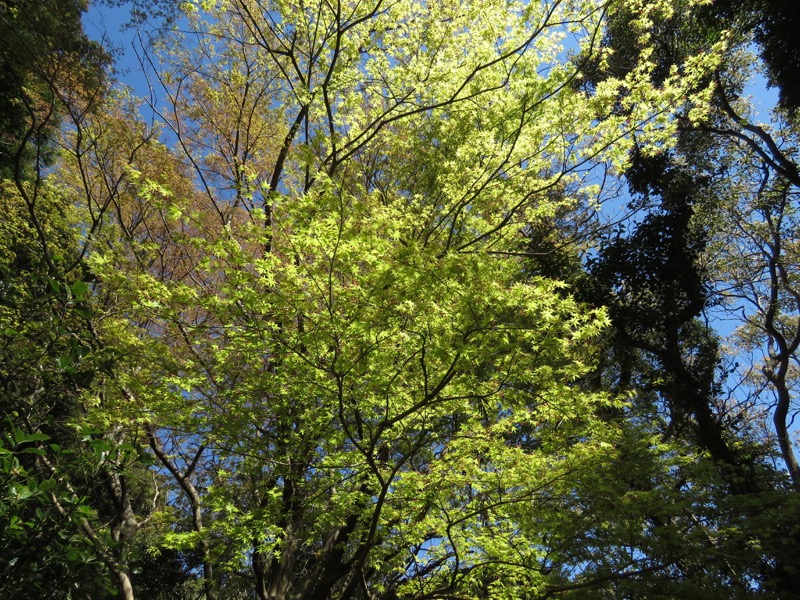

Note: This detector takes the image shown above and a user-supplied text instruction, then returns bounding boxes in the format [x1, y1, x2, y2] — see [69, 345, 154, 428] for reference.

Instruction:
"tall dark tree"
[570, 1, 800, 596]
[0, 2, 168, 598]
[711, 0, 800, 112]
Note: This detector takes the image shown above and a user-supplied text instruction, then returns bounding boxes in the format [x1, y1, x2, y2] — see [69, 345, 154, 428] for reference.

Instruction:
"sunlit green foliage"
[5, 0, 799, 598]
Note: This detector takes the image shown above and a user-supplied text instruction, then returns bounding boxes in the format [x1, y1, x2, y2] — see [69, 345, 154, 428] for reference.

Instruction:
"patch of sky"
[742, 70, 780, 126]
[84, 3, 155, 104]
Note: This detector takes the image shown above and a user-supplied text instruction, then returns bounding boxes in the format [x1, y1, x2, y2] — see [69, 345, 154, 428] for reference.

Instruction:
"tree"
[0, 2, 172, 598]
[571, 0, 800, 595]
[4, 0, 770, 596]
[71, 0, 734, 597]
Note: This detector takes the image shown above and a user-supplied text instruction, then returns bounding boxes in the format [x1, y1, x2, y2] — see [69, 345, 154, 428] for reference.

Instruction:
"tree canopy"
[1, 0, 800, 598]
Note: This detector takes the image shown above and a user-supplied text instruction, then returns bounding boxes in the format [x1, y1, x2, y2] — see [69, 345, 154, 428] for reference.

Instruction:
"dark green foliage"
[580, 0, 800, 113]
[0, 427, 113, 600]
[713, 0, 800, 112]
[576, 0, 724, 101]
[128, 546, 198, 600]
[0, 176, 112, 596]
[0, 1, 129, 595]
[570, 3, 800, 577]
[754, 0, 800, 112]
[0, 0, 107, 178]
[590, 151, 710, 334]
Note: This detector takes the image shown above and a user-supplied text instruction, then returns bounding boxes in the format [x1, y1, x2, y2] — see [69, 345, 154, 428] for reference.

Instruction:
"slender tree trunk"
[116, 569, 135, 600]
[770, 372, 800, 491]
[252, 539, 269, 600]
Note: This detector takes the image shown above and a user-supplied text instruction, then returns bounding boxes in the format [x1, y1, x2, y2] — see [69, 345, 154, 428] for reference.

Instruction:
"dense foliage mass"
[1, 0, 799, 598]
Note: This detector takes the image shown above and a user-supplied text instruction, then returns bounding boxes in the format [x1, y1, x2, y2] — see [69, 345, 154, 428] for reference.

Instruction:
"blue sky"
[84, 3, 158, 103]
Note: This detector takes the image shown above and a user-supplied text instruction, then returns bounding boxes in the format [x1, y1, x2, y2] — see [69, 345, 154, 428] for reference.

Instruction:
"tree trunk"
[116, 569, 135, 600]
